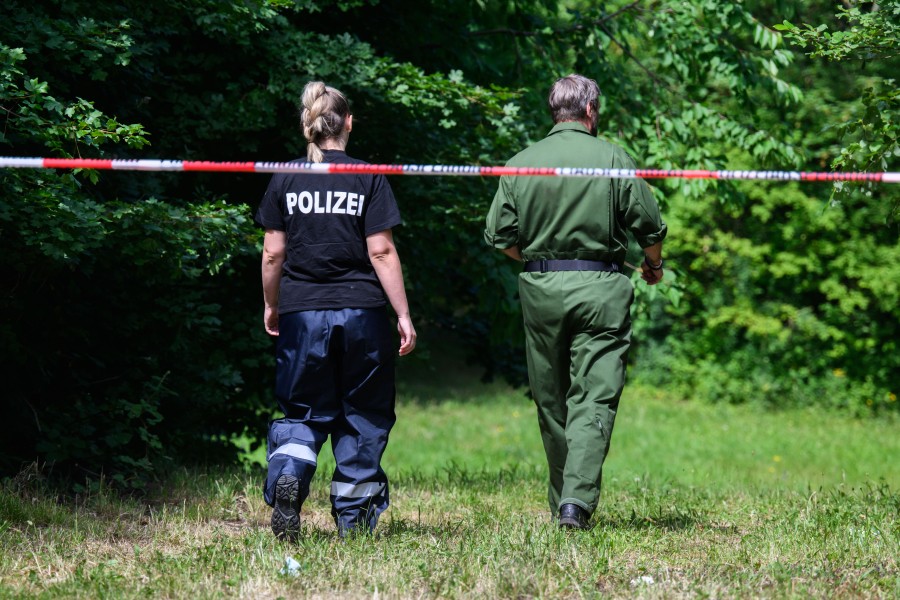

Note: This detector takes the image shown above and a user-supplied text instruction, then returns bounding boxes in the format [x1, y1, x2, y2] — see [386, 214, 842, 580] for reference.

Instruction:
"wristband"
[644, 257, 664, 271]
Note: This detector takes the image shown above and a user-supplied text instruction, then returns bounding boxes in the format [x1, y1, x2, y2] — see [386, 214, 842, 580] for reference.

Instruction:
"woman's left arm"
[367, 229, 416, 356]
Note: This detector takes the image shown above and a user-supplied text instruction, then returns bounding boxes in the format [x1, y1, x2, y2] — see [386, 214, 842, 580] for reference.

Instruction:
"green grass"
[1, 364, 898, 598]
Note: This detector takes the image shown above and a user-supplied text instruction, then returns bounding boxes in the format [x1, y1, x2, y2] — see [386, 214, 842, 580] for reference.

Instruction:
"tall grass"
[1, 362, 897, 598]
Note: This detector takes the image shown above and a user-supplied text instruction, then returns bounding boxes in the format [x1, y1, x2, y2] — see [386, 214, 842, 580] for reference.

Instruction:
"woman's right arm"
[262, 229, 286, 336]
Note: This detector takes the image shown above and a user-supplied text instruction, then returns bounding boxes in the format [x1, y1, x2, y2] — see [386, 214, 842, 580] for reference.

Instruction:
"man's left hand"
[640, 260, 664, 285]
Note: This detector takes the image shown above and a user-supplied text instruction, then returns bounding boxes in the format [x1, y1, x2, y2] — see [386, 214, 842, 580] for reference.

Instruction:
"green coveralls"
[484, 121, 667, 516]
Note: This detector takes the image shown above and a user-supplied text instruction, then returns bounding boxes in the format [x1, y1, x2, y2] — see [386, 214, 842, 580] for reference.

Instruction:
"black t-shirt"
[255, 150, 402, 313]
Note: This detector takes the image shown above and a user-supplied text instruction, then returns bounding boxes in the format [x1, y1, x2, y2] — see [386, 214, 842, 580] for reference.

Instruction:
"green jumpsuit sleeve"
[615, 150, 668, 248]
[484, 174, 519, 249]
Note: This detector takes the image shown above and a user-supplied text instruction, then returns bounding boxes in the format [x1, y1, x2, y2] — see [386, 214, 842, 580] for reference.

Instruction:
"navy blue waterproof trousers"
[264, 307, 396, 533]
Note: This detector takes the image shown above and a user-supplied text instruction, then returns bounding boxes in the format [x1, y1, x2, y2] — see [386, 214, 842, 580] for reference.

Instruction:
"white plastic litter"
[280, 556, 301, 577]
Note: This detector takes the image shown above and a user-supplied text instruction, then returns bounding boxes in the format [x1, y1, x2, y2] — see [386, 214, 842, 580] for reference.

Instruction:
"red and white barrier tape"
[1, 157, 898, 182]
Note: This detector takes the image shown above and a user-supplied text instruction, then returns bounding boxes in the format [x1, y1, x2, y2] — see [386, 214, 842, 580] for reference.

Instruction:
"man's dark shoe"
[271, 474, 301, 541]
[558, 503, 590, 530]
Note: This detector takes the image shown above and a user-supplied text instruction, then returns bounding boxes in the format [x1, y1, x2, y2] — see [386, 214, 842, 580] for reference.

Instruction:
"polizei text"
[285, 191, 365, 216]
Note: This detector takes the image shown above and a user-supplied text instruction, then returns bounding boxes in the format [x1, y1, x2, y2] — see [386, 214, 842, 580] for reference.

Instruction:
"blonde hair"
[300, 81, 351, 163]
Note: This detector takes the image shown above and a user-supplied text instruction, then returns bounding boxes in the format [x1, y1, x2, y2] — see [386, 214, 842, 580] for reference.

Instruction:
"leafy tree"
[776, 0, 899, 219]
[639, 0, 899, 415]
[2, 0, 897, 490]
[0, 40, 269, 488]
[0, 0, 528, 487]
[320, 0, 814, 383]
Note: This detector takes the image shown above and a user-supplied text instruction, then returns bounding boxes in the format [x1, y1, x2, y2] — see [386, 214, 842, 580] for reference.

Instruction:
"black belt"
[523, 259, 621, 273]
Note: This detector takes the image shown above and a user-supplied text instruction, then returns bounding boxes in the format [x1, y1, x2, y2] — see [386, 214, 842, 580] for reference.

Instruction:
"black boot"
[558, 503, 590, 530]
[271, 474, 301, 541]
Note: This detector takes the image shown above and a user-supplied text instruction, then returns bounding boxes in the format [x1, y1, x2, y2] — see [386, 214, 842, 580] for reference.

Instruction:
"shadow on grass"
[392, 462, 543, 489]
[272, 518, 470, 543]
[601, 506, 707, 532]
[285, 511, 707, 543]
[380, 518, 468, 538]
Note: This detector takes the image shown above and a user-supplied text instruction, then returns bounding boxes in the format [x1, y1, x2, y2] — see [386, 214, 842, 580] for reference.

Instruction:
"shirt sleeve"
[255, 174, 286, 231]
[615, 151, 667, 248]
[484, 175, 519, 249]
[363, 174, 402, 236]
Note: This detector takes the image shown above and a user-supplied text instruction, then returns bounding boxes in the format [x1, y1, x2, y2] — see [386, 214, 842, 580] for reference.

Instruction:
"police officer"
[484, 74, 667, 530]
[256, 81, 416, 540]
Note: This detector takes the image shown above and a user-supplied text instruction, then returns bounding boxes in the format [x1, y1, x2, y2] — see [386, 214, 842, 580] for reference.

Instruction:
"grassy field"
[1, 357, 898, 598]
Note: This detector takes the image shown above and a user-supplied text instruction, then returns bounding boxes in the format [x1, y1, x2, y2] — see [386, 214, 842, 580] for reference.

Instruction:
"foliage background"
[0, 0, 897, 488]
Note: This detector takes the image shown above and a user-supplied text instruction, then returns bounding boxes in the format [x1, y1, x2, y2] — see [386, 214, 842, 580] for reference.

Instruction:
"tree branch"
[467, 1, 642, 38]
[463, 2, 663, 86]
[594, 19, 665, 88]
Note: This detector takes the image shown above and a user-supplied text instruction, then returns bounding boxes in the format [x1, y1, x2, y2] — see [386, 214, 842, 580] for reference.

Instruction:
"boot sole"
[558, 518, 590, 530]
[271, 474, 300, 541]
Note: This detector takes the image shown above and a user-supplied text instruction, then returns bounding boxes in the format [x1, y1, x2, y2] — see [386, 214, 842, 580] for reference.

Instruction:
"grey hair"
[548, 74, 600, 124]
[300, 81, 351, 163]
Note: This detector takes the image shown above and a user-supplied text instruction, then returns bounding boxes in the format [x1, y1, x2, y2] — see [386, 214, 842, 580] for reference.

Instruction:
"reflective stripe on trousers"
[269, 442, 318, 464]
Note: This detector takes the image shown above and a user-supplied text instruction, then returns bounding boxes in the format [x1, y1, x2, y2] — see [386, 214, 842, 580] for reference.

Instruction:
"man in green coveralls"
[484, 74, 667, 530]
